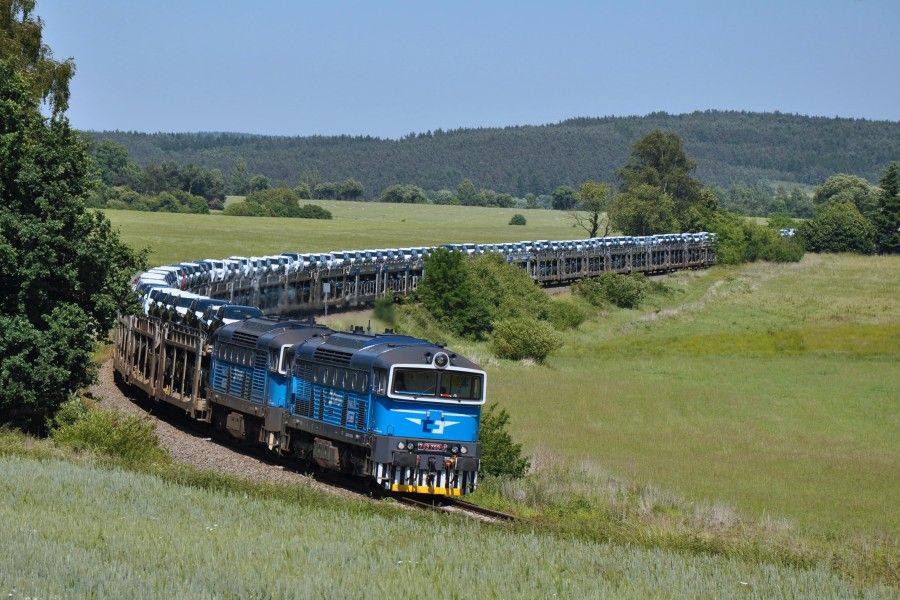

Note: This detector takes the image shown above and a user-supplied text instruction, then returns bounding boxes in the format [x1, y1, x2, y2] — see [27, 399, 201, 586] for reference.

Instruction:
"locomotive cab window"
[392, 369, 437, 397]
[439, 371, 482, 401]
[390, 368, 483, 402]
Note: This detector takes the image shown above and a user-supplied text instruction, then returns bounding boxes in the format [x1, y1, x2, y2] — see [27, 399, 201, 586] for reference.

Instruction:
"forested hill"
[88, 111, 900, 195]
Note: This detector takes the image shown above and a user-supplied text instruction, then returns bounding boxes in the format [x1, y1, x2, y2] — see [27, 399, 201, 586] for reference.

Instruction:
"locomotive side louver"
[314, 347, 353, 366]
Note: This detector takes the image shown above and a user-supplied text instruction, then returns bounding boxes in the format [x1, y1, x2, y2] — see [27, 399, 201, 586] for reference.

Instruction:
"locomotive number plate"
[416, 442, 447, 452]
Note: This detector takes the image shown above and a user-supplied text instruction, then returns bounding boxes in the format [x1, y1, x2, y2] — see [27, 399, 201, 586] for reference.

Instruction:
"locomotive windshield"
[391, 368, 482, 401]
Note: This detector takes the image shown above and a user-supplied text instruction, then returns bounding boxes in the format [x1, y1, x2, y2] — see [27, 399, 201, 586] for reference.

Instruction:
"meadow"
[104, 202, 577, 265]
[0, 449, 891, 598]
[106, 207, 898, 537]
[481, 254, 899, 536]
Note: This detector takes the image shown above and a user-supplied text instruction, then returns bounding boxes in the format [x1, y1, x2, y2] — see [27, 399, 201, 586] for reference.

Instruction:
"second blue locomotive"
[208, 318, 485, 495]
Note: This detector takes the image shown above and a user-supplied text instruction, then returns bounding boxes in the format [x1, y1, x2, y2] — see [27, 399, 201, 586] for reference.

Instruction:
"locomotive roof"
[216, 317, 327, 349]
[294, 330, 482, 372]
[218, 318, 482, 371]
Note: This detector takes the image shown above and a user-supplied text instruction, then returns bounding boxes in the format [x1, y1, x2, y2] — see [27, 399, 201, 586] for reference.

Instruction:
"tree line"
[585, 130, 898, 256]
[88, 111, 900, 200]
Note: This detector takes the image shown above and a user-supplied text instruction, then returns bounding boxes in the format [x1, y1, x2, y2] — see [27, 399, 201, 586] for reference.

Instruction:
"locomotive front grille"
[373, 461, 477, 496]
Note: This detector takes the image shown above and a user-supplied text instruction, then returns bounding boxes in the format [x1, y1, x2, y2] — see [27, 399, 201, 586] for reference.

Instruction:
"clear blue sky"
[39, 0, 900, 138]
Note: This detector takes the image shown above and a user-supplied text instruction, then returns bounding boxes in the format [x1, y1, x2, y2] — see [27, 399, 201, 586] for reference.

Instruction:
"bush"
[373, 294, 397, 325]
[574, 273, 646, 309]
[709, 211, 804, 264]
[509, 213, 527, 226]
[417, 249, 492, 339]
[378, 184, 426, 204]
[296, 203, 333, 219]
[546, 299, 587, 330]
[222, 188, 332, 219]
[478, 403, 530, 478]
[489, 317, 562, 362]
[467, 253, 551, 323]
[798, 202, 876, 254]
[760, 235, 805, 262]
[51, 402, 168, 468]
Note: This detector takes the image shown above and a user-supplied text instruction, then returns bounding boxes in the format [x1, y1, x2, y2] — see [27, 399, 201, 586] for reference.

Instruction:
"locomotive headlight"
[433, 352, 449, 368]
[407, 441, 415, 451]
[451, 445, 459, 454]
[397, 441, 406, 450]
[460, 446, 468, 454]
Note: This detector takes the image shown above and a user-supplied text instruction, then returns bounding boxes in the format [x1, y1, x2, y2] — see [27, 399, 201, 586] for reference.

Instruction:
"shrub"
[760, 235, 805, 262]
[478, 402, 530, 478]
[222, 200, 266, 216]
[489, 317, 562, 362]
[709, 210, 804, 264]
[798, 202, 876, 254]
[575, 272, 646, 309]
[378, 184, 426, 204]
[51, 403, 168, 468]
[767, 213, 798, 230]
[546, 299, 587, 330]
[417, 249, 492, 339]
[509, 213, 527, 226]
[373, 294, 397, 325]
[296, 203, 332, 219]
[466, 253, 551, 323]
[223, 189, 332, 219]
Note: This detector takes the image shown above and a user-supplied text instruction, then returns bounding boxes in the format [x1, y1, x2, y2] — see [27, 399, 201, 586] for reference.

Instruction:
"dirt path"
[89, 360, 362, 499]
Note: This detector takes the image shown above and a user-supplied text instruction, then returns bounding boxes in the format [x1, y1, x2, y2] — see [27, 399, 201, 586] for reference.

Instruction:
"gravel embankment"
[89, 360, 361, 499]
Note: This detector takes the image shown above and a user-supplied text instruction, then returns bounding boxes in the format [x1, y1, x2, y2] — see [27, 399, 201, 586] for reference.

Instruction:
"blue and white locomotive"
[208, 318, 485, 495]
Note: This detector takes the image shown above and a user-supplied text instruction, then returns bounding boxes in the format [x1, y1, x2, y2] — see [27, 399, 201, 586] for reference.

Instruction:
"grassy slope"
[0, 454, 888, 599]
[104, 203, 574, 265]
[487, 254, 899, 535]
[104, 207, 897, 536]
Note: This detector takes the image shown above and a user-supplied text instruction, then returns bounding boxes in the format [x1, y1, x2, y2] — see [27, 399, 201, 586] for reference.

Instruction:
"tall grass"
[471, 456, 899, 587]
[0, 455, 891, 599]
[489, 255, 900, 535]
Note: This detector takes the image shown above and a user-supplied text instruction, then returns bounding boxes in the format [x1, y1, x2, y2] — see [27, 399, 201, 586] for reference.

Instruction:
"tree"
[228, 159, 250, 195]
[874, 162, 899, 254]
[478, 403, 530, 478]
[142, 161, 182, 194]
[417, 249, 491, 339]
[617, 130, 708, 222]
[608, 183, 678, 235]
[378, 183, 426, 204]
[338, 178, 364, 200]
[298, 169, 321, 193]
[550, 185, 578, 210]
[812, 174, 877, 219]
[570, 180, 611, 237]
[798, 202, 876, 254]
[456, 178, 477, 205]
[90, 139, 142, 188]
[0, 0, 74, 114]
[249, 174, 270, 192]
[0, 58, 144, 430]
[312, 181, 339, 199]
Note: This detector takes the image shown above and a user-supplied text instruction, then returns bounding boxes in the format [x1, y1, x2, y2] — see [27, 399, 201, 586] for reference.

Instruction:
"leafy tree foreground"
[0, 5, 144, 431]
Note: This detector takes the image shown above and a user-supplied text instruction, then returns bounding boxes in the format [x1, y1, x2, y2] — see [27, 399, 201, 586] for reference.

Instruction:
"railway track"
[396, 494, 518, 523]
[109, 370, 517, 522]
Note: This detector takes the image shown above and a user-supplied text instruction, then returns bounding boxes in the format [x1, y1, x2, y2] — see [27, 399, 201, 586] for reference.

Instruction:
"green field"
[104, 202, 577, 265]
[0, 452, 890, 598]
[484, 254, 899, 536]
[108, 207, 898, 537]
